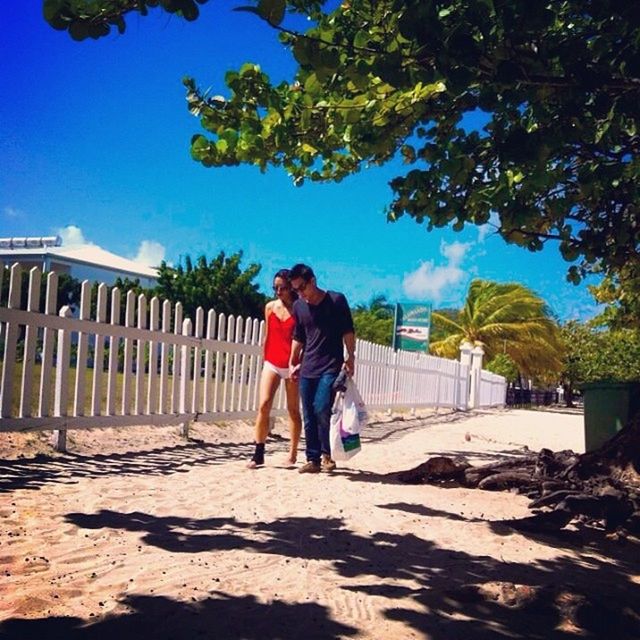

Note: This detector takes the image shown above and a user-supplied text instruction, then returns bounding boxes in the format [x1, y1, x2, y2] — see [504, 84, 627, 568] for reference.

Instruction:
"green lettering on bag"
[342, 434, 361, 452]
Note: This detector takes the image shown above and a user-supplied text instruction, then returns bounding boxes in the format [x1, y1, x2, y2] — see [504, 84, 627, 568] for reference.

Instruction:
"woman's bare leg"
[284, 377, 302, 464]
[248, 367, 281, 468]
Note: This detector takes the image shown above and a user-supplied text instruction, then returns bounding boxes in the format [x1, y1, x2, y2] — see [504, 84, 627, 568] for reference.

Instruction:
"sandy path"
[1, 408, 638, 639]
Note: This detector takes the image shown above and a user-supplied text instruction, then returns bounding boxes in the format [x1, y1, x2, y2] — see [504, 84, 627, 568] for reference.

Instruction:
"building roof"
[0, 243, 158, 279]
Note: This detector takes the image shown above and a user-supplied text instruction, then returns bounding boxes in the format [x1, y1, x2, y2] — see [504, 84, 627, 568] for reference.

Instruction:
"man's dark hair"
[290, 263, 315, 282]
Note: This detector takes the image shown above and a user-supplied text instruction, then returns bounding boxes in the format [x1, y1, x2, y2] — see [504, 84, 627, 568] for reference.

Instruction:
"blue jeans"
[299, 373, 339, 463]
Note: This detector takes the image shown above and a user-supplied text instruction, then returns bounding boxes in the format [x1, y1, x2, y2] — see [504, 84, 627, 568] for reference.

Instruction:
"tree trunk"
[563, 382, 574, 407]
[395, 409, 640, 535]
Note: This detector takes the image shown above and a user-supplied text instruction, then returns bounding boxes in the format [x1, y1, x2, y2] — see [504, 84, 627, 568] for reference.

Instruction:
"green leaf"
[68, 22, 90, 41]
[43, 0, 66, 26]
[222, 128, 238, 145]
[345, 107, 361, 124]
[320, 46, 340, 71]
[42, 0, 59, 21]
[88, 23, 110, 39]
[353, 30, 370, 48]
[180, 0, 200, 21]
[113, 16, 126, 35]
[303, 73, 321, 93]
[257, 0, 286, 26]
[292, 38, 311, 65]
[191, 134, 209, 151]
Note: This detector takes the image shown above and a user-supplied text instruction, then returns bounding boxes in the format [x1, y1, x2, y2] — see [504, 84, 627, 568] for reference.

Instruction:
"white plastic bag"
[329, 390, 362, 460]
[330, 378, 367, 460]
[341, 378, 368, 435]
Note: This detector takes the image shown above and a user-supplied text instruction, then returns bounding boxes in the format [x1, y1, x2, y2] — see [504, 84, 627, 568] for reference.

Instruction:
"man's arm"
[289, 339, 304, 380]
[343, 331, 355, 376]
[336, 292, 355, 376]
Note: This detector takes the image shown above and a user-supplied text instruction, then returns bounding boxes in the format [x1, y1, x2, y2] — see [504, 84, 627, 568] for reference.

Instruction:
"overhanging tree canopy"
[45, 0, 640, 282]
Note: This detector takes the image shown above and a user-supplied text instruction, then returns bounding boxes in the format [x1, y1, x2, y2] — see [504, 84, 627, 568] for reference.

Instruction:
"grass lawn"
[4, 360, 259, 419]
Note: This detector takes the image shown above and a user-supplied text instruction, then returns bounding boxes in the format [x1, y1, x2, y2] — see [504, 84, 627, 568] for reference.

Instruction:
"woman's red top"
[264, 311, 295, 368]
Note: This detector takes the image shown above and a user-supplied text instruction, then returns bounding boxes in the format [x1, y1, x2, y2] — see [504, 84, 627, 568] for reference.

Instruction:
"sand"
[1, 407, 639, 639]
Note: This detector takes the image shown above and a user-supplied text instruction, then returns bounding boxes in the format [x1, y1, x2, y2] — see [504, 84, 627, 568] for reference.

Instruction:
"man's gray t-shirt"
[292, 291, 354, 378]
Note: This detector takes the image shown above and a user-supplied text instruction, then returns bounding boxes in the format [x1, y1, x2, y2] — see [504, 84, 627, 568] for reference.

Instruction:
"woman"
[248, 269, 302, 468]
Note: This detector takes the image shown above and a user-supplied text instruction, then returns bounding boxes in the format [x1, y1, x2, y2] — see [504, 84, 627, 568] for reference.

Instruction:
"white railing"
[0, 263, 505, 449]
[356, 340, 470, 411]
[479, 369, 508, 408]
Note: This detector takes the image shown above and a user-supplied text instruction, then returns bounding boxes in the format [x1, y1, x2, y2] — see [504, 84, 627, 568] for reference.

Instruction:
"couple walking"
[248, 263, 355, 473]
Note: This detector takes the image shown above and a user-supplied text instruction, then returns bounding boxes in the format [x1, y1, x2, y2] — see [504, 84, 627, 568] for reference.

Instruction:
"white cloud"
[3, 206, 22, 219]
[57, 224, 92, 247]
[402, 240, 471, 303]
[133, 240, 165, 267]
[55, 225, 165, 268]
[441, 240, 469, 263]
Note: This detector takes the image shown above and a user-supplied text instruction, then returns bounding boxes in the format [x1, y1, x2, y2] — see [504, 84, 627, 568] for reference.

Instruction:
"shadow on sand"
[2, 510, 638, 639]
[0, 592, 356, 640]
[0, 439, 252, 493]
[0, 409, 513, 494]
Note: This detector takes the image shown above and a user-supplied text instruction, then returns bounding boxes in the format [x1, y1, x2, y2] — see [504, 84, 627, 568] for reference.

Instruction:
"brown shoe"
[321, 455, 337, 473]
[298, 461, 321, 474]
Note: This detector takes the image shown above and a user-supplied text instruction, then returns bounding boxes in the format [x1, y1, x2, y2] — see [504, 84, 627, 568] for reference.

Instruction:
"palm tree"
[430, 279, 564, 378]
[352, 294, 394, 346]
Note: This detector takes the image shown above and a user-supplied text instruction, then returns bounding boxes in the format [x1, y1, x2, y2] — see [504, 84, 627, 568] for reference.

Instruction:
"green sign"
[393, 302, 432, 352]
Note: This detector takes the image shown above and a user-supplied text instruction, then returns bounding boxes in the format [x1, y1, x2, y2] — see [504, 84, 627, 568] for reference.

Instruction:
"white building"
[0, 236, 158, 288]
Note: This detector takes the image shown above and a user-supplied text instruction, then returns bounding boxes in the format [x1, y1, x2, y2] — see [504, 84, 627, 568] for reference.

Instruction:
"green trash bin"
[580, 381, 640, 452]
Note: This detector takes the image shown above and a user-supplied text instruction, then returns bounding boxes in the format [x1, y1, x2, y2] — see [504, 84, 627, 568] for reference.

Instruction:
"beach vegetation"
[429, 279, 563, 379]
[154, 251, 267, 321]
[484, 353, 518, 384]
[3, 358, 245, 417]
[1, 268, 82, 312]
[352, 294, 393, 346]
[428, 308, 459, 344]
[561, 320, 640, 391]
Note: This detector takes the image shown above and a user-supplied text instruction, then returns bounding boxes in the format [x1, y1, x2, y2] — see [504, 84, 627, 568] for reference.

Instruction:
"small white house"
[0, 236, 158, 288]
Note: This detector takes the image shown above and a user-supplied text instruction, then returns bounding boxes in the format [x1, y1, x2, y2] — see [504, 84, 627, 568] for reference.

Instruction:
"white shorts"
[263, 361, 290, 379]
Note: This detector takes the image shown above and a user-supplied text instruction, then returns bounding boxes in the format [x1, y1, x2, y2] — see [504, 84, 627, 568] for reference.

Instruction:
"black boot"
[248, 442, 265, 468]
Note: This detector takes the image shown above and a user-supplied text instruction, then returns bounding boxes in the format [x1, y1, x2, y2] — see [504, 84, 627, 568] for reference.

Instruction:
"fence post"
[19, 267, 42, 418]
[470, 344, 485, 409]
[180, 317, 193, 438]
[39, 271, 59, 417]
[0, 264, 22, 418]
[387, 350, 399, 412]
[458, 341, 472, 410]
[91, 283, 108, 417]
[52, 305, 73, 452]
[73, 280, 91, 417]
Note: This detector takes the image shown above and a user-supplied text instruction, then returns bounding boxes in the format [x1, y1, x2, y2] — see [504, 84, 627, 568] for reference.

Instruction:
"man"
[288, 263, 355, 474]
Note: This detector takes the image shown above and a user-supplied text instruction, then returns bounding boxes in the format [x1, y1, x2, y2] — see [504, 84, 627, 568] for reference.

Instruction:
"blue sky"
[1, 2, 600, 320]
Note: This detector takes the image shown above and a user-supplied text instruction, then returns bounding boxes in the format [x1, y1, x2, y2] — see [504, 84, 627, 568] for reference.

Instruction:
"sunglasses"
[273, 284, 290, 292]
[292, 281, 309, 293]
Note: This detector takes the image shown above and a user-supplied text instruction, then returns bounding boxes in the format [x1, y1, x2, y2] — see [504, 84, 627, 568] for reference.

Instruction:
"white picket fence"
[479, 369, 509, 408]
[0, 263, 506, 448]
